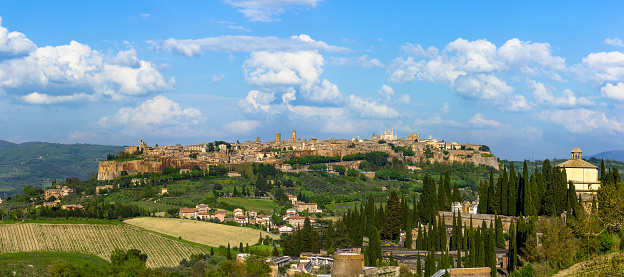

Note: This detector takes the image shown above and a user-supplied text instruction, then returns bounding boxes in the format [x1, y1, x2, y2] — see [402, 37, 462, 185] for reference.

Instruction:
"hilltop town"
[97, 129, 499, 181]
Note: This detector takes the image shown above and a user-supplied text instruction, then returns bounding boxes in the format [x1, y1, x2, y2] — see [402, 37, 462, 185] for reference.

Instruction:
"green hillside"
[0, 141, 123, 197]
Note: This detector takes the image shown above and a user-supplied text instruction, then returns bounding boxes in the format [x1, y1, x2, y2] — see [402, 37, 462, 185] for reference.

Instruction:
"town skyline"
[1, 1, 624, 160]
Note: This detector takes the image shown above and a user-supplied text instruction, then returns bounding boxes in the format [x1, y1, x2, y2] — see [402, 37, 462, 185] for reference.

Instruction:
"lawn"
[125, 217, 279, 248]
[218, 197, 281, 214]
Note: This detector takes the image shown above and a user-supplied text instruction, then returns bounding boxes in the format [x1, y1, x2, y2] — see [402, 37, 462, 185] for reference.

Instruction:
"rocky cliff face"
[97, 158, 209, 180]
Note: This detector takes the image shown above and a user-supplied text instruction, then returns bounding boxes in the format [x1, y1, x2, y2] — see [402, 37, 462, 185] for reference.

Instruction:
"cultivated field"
[0, 223, 207, 268]
[125, 217, 279, 247]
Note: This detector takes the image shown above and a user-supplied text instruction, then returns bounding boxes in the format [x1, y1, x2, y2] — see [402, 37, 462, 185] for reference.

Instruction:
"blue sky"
[1, 1, 624, 160]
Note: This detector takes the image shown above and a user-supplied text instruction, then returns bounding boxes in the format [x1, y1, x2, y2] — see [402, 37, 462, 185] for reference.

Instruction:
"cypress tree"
[445, 172, 452, 210]
[567, 181, 577, 218]
[417, 224, 423, 250]
[508, 162, 517, 216]
[501, 167, 509, 215]
[489, 168, 497, 214]
[246, 243, 250, 253]
[367, 227, 382, 266]
[382, 191, 401, 240]
[210, 247, 214, 256]
[495, 216, 504, 248]
[405, 219, 413, 249]
[508, 221, 517, 271]
[417, 252, 422, 277]
[452, 183, 462, 203]
[326, 220, 334, 249]
[239, 242, 244, 253]
[479, 180, 488, 214]
[600, 159, 606, 181]
[438, 175, 446, 210]
[227, 243, 232, 260]
[451, 212, 456, 251]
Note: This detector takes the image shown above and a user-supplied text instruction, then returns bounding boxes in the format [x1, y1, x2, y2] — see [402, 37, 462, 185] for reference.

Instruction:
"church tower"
[292, 129, 297, 141]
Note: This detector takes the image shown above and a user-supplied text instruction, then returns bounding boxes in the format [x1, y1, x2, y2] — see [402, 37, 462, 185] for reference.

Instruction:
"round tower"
[331, 253, 364, 277]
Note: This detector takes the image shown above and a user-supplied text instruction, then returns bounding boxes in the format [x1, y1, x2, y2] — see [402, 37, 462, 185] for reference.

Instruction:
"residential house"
[278, 225, 294, 235]
[197, 212, 211, 220]
[235, 215, 249, 225]
[295, 203, 318, 213]
[180, 208, 197, 219]
[233, 208, 244, 217]
[212, 210, 227, 222]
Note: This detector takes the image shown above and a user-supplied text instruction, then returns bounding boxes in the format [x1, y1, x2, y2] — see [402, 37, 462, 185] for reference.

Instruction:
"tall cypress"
[367, 227, 381, 266]
[417, 252, 422, 277]
[508, 162, 517, 216]
[452, 183, 462, 203]
[600, 159, 606, 181]
[382, 191, 401, 240]
[438, 175, 447, 212]
[489, 168, 497, 214]
[405, 219, 413, 249]
[445, 171, 452, 210]
[507, 221, 517, 271]
[495, 216, 504, 248]
[479, 180, 489, 214]
[325, 220, 334, 249]
[501, 167, 509, 215]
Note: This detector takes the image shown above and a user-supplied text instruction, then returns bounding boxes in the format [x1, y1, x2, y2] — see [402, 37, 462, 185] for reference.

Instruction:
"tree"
[49, 261, 80, 277]
[508, 221, 517, 271]
[366, 227, 382, 266]
[227, 243, 232, 260]
[332, 164, 346, 175]
[495, 216, 504, 248]
[382, 191, 402, 240]
[405, 219, 413, 249]
[245, 255, 272, 277]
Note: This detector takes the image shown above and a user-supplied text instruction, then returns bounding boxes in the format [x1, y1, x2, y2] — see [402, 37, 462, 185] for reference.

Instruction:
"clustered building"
[98, 129, 498, 180]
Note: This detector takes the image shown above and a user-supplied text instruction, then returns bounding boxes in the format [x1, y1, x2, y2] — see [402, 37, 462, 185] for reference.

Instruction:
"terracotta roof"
[556, 159, 598, 168]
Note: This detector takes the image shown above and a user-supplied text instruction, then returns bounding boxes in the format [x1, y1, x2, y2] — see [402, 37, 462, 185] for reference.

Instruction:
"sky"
[1, 1, 624, 160]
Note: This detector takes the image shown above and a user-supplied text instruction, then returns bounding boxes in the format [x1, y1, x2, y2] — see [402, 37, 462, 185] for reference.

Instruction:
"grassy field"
[0, 223, 207, 268]
[219, 197, 281, 214]
[0, 251, 111, 276]
[552, 252, 624, 276]
[125, 217, 279, 248]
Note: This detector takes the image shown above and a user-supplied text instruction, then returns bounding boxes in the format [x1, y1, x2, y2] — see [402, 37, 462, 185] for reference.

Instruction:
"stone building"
[556, 148, 600, 193]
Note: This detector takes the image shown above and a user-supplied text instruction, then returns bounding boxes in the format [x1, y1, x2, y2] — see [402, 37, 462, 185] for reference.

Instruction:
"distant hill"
[0, 142, 123, 197]
[588, 150, 624, 162]
[0, 140, 17, 151]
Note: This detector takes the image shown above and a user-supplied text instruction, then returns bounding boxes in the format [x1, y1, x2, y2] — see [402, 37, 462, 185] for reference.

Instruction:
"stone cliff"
[97, 158, 209, 181]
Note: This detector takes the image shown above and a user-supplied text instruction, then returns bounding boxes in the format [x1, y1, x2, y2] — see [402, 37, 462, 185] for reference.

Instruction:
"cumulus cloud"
[468, 113, 502, 128]
[528, 79, 594, 107]
[399, 94, 410, 104]
[225, 0, 321, 22]
[149, 34, 348, 57]
[604, 38, 623, 47]
[331, 55, 384, 68]
[242, 50, 342, 103]
[348, 95, 400, 119]
[414, 113, 460, 127]
[377, 85, 395, 100]
[223, 120, 261, 134]
[541, 108, 624, 134]
[389, 38, 566, 111]
[0, 17, 37, 56]
[0, 39, 173, 104]
[574, 51, 624, 83]
[601, 82, 624, 101]
[99, 95, 203, 136]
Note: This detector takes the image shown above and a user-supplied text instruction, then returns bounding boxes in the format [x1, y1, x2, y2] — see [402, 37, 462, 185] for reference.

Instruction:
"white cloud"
[575, 51, 624, 83]
[528, 79, 594, 107]
[223, 120, 261, 134]
[331, 55, 384, 68]
[22, 92, 95, 104]
[139, 13, 150, 19]
[414, 113, 460, 127]
[225, 0, 321, 22]
[377, 85, 395, 100]
[540, 108, 624, 134]
[149, 34, 348, 57]
[604, 38, 623, 47]
[0, 17, 37, 56]
[399, 94, 410, 104]
[389, 38, 566, 111]
[348, 95, 400, 119]
[99, 95, 203, 136]
[0, 40, 173, 104]
[441, 102, 449, 114]
[468, 113, 502, 128]
[243, 50, 342, 103]
[601, 82, 624, 101]
[212, 74, 225, 82]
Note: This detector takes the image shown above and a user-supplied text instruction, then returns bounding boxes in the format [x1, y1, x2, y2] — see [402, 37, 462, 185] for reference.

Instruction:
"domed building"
[555, 148, 600, 193]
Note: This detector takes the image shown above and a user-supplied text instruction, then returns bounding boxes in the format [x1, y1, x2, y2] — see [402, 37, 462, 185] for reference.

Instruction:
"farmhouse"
[295, 202, 318, 213]
[44, 186, 73, 200]
[179, 208, 197, 219]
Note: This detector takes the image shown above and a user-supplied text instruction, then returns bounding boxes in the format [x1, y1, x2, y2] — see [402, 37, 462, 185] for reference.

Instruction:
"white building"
[556, 148, 600, 193]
